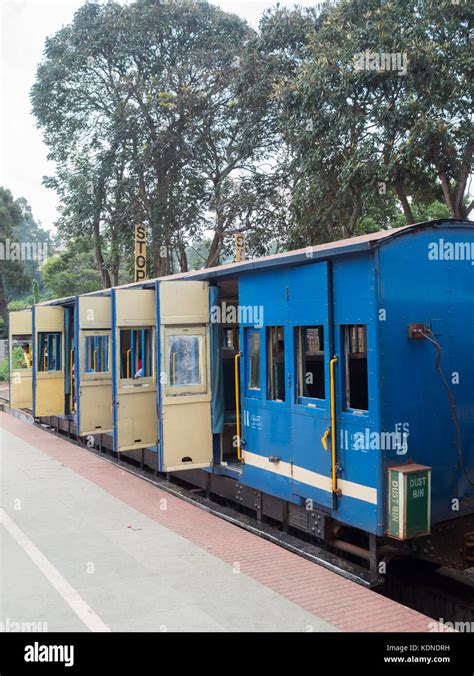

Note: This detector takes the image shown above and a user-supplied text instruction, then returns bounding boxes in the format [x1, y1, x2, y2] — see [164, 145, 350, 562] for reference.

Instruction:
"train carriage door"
[77, 296, 113, 436]
[287, 262, 334, 509]
[158, 281, 213, 471]
[9, 310, 33, 409]
[33, 305, 65, 417]
[113, 288, 158, 452]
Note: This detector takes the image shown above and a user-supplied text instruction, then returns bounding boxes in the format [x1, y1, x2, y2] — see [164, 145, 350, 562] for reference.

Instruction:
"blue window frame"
[84, 335, 109, 373]
[342, 324, 368, 411]
[119, 328, 153, 380]
[37, 332, 62, 372]
[245, 328, 261, 397]
[295, 326, 326, 404]
[267, 326, 285, 402]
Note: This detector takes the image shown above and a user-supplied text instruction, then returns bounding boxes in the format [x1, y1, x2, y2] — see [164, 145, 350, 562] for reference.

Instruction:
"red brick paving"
[0, 412, 441, 632]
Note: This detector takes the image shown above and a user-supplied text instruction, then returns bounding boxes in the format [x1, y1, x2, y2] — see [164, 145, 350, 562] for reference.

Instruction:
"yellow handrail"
[70, 348, 75, 412]
[330, 355, 341, 495]
[43, 349, 47, 371]
[172, 351, 176, 384]
[234, 352, 243, 462]
[93, 349, 98, 372]
[126, 349, 131, 379]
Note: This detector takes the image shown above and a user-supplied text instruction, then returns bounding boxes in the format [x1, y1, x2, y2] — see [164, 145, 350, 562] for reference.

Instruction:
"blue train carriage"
[149, 218, 473, 573]
[7, 218, 474, 578]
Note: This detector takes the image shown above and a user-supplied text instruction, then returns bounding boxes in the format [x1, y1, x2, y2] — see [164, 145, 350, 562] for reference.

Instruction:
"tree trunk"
[206, 230, 222, 268]
[343, 200, 362, 238]
[152, 169, 171, 277]
[155, 235, 169, 277]
[439, 172, 456, 217]
[92, 220, 111, 288]
[178, 242, 188, 272]
[152, 225, 161, 277]
[109, 227, 120, 287]
[0, 275, 9, 337]
[394, 181, 415, 224]
[206, 176, 224, 268]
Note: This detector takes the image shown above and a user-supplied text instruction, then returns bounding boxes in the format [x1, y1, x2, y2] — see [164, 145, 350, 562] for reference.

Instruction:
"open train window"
[247, 329, 261, 392]
[223, 327, 239, 351]
[296, 326, 325, 402]
[84, 334, 109, 373]
[164, 326, 207, 395]
[343, 324, 368, 411]
[37, 332, 62, 372]
[267, 326, 285, 402]
[119, 328, 153, 380]
[11, 335, 32, 369]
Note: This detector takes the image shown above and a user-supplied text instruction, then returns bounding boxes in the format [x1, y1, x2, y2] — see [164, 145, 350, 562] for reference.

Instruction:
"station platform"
[0, 412, 440, 632]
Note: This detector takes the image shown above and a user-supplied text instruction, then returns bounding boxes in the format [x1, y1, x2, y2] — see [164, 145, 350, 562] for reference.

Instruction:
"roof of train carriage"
[39, 217, 473, 306]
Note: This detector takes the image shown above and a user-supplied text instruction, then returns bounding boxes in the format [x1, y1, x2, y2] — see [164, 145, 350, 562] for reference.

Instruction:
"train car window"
[267, 326, 285, 402]
[296, 326, 325, 401]
[11, 335, 32, 369]
[223, 327, 239, 351]
[168, 334, 202, 387]
[37, 332, 62, 372]
[84, 335, 109, 373]
[247, 330, 261, 391]
[119, 328, 153, 380]
[164, 327, 207, 396]
[343, 324, 368, 411]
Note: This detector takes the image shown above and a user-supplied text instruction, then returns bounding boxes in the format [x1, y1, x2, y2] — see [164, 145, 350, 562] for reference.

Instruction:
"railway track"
[380, 560, 474, 626]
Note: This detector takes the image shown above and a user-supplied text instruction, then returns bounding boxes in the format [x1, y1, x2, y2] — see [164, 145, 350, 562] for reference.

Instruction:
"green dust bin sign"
[388, 464, 431, 540]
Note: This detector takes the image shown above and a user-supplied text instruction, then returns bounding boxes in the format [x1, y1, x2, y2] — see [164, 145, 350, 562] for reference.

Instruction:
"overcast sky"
[0, 0, 316, 232]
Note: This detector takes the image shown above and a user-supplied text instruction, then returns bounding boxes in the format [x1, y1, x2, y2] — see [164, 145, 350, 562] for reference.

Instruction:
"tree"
[11, 197, 53, 292]
[32, 279, 40, 304]
[32, 0, 279, 280]
[262, 0, 472, 241]
[0, 188, 32, 335]
[41, 237, 103, 298]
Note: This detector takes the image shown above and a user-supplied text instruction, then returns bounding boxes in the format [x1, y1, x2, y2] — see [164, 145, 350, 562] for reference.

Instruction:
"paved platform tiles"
[0, 412, 439, 632]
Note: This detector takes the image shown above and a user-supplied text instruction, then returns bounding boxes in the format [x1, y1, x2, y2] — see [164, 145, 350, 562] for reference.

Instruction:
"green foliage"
[0, 187, 32, 335]
[0, 358, 8, 381]
[260, 0, 472, 241]
[11, 346, 26, 370]
[0, 346, 23, 381]
[8, 297, 36, 311]
[28, 0, 472, 285]
[41, 238, 102, 298]
[32, 279, 40, 304]
[10, 197, 53, 292]
[32, 0, 279, 277]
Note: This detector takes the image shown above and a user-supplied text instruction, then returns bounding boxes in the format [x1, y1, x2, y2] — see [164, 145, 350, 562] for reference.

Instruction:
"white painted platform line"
[0, 508, 110, 633]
